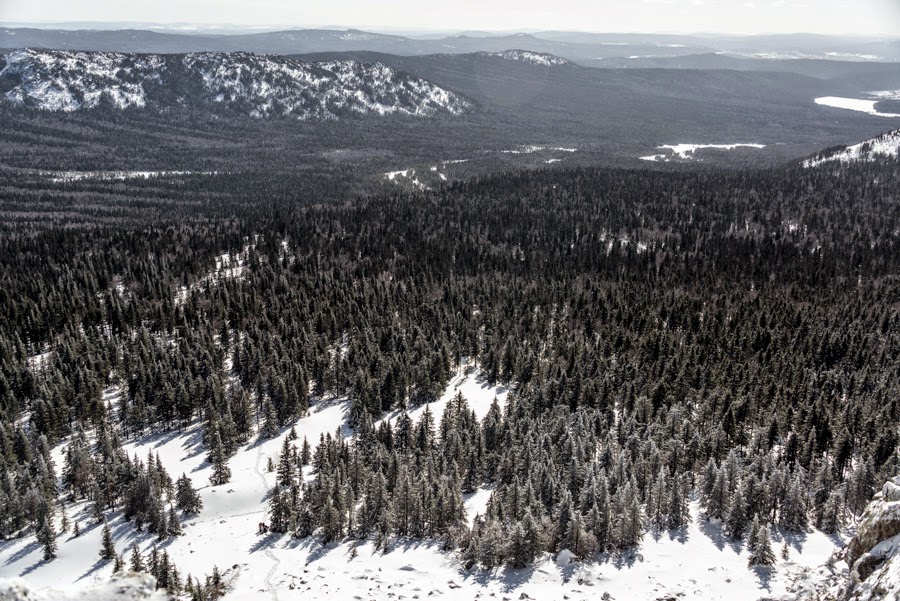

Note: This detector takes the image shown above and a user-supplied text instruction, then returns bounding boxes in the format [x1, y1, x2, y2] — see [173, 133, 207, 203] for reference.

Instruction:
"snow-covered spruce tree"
[38, 513, 57, 560]
[268, 486, 291, 533]
[726, 487, 748, 539]
[209, 432, 231, 486]
[99, 518, 116, 561]
[747, 525, 776, 567]
[506, 521, 535, 568]
[747, 515, 761, 552]
[129, 542, 145, 572]
[779, 471, 809, 532]
[665, 473, 690, 530]
[277, 436, 296, 487]
[167, 505, 183, 537]
[175, 473, 203, 514]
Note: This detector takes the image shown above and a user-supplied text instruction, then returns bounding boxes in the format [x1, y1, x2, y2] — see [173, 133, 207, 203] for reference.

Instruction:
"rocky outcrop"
[0, 573, 169, 601]
[840, 476, 900, 600]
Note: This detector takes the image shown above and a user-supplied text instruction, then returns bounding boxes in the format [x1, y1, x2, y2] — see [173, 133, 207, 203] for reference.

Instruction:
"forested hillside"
[1, 159, 899, 595]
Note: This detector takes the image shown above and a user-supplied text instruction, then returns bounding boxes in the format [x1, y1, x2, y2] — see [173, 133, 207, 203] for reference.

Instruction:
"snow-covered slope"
[0, 49, 471, 119]
[0, 365, 844, 601]
[803, 129, 900, 167]
[482, 50, 570, 66]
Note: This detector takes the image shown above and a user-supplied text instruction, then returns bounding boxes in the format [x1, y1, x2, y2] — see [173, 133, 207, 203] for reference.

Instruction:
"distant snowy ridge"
[482, 50, 570, 66]
[803, 129, 900, 167]
[0, 49, 471, 119]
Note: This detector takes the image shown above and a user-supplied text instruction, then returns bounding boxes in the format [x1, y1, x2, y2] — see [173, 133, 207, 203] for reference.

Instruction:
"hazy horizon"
[2, 0, 899, 36]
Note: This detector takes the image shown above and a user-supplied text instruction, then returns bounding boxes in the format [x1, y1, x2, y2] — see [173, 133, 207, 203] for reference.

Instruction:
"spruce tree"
[277, 437, 296, 487]
[39, 513, 57, 561]
[99, 519, 116, 561]
[130, 543, 145, 572]
[747, 526, 776, 567]
[175, 474, 203, 514]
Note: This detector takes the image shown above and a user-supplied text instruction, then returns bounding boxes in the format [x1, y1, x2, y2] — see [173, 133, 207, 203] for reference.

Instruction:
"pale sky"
[1, 0, 899, 36]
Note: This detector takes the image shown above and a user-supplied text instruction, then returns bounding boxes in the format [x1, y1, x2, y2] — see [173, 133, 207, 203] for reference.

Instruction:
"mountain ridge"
[0, 48, 471, 119]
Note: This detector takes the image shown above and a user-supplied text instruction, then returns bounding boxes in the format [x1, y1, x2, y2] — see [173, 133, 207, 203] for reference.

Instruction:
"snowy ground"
[0, 368, 844, 600]
[640, 143, 766, 162]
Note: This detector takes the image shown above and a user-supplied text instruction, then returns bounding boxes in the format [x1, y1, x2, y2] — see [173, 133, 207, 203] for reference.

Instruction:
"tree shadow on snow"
[2, 539, 40, 567]
[461, 563, 539, 593]
[751, 565, 775, 591]
[697, 515, 743, 554]
[76, 558, 109, 582]
[668, 524, 689, 545]
[772, 528, 809, 554]
[248, 531, 284, 555]
[20, 555, 50, 577]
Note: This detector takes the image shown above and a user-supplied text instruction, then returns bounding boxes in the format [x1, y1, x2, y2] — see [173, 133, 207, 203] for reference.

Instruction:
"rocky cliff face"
[789, 476, 900, 601]
[840, 477, 900, 600]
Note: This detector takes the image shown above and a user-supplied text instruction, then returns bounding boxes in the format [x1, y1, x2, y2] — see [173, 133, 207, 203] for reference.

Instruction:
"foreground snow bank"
[0, 574, 168, 601]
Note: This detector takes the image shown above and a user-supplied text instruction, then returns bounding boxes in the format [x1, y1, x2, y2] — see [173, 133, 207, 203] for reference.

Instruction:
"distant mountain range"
[1, 28, 899, 64]
[0, 49, 470, 119]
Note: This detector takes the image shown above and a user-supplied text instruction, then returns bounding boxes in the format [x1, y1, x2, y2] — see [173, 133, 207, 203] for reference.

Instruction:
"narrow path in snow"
[255, 442, 281, 601]
[264, 549, 281, 601]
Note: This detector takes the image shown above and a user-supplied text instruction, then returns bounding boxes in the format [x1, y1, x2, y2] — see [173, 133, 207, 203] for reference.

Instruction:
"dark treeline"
[1, 159, 899, 573]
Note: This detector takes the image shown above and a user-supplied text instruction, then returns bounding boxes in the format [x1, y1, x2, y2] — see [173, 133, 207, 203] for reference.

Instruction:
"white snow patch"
[814, 96, 900, 118]
[641, 143, 766, 162]
[485, 50, 569, 66]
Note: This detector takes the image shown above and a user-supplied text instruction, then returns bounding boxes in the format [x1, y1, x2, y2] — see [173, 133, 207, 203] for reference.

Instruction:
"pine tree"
[99, 519, 116, 561]
[781, 540, 790, 560]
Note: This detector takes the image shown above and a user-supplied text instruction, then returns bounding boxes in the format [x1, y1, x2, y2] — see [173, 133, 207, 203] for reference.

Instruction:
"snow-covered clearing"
[501, 145, 577, 155]
[384, 168, 430, 190]
[641, 143, 766, 162]
[175, 247, 251, 306]
[377, 365, 510, 430]
[814, 96, 900, 118]
[1, 368, 843, 600]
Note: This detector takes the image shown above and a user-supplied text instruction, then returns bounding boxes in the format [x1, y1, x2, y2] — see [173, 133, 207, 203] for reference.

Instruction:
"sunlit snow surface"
[0, 368, 843, 601]
[815, 96, 900, 118]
